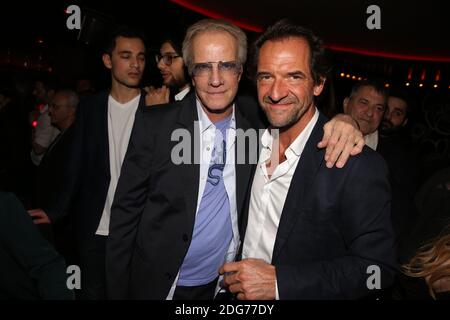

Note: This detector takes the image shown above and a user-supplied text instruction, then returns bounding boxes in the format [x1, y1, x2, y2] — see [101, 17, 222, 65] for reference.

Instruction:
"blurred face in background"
[343, 85, 386, 136]
[48, 92, 75, 129]
[381, 96, 408, 132]
[156, 41, 187, 89]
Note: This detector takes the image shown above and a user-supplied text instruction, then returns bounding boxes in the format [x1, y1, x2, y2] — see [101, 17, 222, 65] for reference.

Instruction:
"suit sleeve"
[276, 152, 398, 299]
[106, 111, 154, 299]
[44, 99, 86, 222]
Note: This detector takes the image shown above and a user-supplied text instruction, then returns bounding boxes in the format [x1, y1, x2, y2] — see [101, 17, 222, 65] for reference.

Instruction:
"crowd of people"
[0, 18, 449, 300]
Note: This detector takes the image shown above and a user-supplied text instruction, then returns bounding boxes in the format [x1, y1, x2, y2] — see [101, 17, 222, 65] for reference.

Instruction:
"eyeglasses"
[191, 61, 242, 77]
[155, 54, 181, 66]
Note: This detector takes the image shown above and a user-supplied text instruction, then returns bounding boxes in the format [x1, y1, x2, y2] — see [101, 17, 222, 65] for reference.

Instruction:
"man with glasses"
[146, 34, 191, 106]
[106, 19, 365, 300]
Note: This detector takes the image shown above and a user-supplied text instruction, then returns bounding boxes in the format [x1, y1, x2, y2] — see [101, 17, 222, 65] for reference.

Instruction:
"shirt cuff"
[275, 279, 280, 300]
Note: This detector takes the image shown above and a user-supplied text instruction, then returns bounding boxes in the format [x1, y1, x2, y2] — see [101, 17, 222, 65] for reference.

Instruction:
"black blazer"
[45, 91, 147, 243]
[106, 93, 261, 299]
[241, 113, 398, 299]
[376, 134, 419, 241]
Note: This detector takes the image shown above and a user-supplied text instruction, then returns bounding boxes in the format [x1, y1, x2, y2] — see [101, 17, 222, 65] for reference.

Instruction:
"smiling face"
[102, 36, 146, 89]
[191, 31, 242, 122]
[48, 91, 75, 129]
[256, 37, 324, 130]
[343, 85, 386, 136]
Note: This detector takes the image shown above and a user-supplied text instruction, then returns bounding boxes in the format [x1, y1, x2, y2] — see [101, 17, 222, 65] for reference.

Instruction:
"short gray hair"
[58, 89, 79, 109]
[182, 19, 247, 75]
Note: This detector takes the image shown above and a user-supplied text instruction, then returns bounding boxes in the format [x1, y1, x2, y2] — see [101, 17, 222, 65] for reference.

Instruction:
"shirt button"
[206, 147, 210, 151]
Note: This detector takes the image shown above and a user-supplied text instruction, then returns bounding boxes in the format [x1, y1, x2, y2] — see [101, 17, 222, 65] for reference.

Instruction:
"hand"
[317, 113, 364, 168]
[28, 208, 51, 224]
[219, 258, 276, 300]
[144, 85, 170, 106]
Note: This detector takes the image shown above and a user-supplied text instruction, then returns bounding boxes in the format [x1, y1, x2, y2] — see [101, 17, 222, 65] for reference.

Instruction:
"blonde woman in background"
[402, 231, 450, 299]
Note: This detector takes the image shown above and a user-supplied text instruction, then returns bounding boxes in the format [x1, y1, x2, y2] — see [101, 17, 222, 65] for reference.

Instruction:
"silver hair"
[182, 19, 247, 75]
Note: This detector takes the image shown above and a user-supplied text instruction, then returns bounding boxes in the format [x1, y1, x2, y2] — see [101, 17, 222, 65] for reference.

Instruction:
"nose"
[208, 65, 223, 87]
[130, 56, 141, 69]
[268, 78, 288, 102]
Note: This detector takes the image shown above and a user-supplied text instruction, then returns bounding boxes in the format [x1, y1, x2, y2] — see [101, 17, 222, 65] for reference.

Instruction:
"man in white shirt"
[220, 20, 396, 300]
[29, 25, 147, 299]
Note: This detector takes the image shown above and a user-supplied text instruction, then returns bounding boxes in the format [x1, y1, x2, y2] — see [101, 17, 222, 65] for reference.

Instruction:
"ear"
[313, 77, 326, 96]
[102, 53, 112, 70]
[343, 97, 350, 114]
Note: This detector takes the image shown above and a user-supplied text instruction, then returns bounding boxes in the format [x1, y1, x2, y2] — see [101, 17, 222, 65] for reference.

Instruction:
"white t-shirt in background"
[96, 94, 140, 235]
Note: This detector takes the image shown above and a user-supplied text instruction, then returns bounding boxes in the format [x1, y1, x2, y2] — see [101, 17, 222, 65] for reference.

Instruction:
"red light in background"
[435, 70, 441, 82]
[32, 120, 38, 128]
[169, 0, 263, 33]
[407, 68, 413, 81]
[420, 69, 426, 81]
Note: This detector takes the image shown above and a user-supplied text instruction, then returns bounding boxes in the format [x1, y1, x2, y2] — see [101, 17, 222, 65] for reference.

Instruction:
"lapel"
[234, 101, 258, 237]
[137, 89, 147, 112]
[272, 113, 328, 263]
[97, 91, 110, 179]
[175, 93, 200, 225]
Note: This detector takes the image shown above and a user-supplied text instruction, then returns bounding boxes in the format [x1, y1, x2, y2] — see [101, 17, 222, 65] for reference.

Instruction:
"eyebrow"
[118, 50, 146, 55]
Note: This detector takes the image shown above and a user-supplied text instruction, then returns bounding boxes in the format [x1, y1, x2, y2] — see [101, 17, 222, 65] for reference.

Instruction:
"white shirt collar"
[174, 85, 191, 101]
[364, 130, 379, 150]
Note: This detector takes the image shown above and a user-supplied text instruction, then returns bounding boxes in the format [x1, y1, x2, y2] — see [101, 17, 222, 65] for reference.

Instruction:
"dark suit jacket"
[377, 134, 419, 241]
[44, 91, 147, 244]
[106, 93, 261, 299]
[241, 113, 397, 299]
